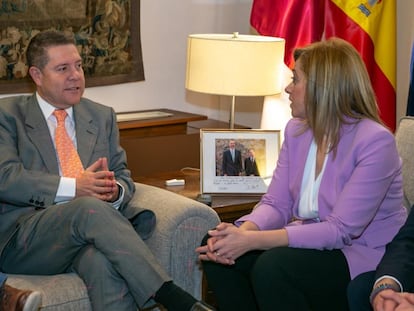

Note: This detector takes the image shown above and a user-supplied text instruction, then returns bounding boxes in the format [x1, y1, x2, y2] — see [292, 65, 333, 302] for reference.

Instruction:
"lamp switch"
[165, 179, 185, 186]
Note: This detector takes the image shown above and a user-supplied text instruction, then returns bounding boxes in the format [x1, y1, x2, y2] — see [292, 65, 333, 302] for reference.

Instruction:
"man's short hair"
[27, 30, 76, 69]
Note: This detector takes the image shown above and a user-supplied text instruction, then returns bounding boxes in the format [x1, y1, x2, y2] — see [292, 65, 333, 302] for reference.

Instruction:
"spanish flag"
[250, 0, 396, 131]
[325, 0, 396, 131]
[250, 0, 325, 69]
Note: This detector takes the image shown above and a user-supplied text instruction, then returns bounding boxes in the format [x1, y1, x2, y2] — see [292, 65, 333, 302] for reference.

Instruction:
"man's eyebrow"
[54, 59, 82, 67]
[53, 63, 68, 68]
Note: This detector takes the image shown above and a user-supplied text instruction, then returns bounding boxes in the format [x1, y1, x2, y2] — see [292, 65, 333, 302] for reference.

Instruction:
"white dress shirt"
[298, 139, 328, 220]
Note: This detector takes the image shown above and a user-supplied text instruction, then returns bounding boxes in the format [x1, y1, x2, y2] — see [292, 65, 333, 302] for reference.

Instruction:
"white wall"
[397, 0, 414, 122]
[91, 0, 414, 128]
[2, 0, 413, 129]
[85, 0, 258, 126]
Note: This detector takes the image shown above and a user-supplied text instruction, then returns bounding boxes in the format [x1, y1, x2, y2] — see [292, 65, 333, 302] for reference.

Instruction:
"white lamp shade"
[185, 33, 285, 96]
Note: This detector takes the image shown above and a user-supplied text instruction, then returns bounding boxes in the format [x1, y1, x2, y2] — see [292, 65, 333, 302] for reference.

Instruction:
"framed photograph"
[200, 129, 281, 195]
[0, 0, 144, 94]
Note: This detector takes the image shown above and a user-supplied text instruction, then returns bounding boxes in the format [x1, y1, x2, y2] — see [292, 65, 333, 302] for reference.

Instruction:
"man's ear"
[28, 66, 42, 85]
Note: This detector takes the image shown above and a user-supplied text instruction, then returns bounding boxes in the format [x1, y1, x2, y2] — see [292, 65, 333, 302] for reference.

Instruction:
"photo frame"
[200, 129, 281, 195]
[0, 0, 144, 94]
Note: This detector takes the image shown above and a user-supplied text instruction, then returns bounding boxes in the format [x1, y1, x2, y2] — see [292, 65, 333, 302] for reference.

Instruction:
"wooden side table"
[117, 109, 207, 138]
[117, 109, 207, 178]
[117, 110, 250, 179]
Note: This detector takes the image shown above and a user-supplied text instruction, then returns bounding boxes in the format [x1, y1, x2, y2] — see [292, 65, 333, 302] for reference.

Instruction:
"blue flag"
[407, 43, 414, 116]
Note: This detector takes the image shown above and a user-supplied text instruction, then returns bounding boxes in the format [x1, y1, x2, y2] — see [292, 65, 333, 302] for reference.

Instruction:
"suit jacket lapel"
[73, 103, 98, 167]
[24, 97, 99, 172]
[25, 96, 60, 174]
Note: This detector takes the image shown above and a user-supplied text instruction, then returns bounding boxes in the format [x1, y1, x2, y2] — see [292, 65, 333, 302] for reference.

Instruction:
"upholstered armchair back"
[395, 116, 414, 210]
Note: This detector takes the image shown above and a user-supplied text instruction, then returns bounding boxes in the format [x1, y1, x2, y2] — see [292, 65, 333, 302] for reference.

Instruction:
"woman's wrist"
[239, 221, 259, 231]
[370, 280, 401, 305]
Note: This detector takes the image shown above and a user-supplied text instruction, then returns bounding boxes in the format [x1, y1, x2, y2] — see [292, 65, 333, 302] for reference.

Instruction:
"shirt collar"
[36, 92, 74, 121]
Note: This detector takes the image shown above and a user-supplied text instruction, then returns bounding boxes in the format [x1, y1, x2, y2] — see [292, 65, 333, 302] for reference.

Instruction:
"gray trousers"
[0, 197, 171, 310]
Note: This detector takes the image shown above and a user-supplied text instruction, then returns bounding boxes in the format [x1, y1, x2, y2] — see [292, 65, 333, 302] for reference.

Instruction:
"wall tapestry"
[0, 0, 144, 94]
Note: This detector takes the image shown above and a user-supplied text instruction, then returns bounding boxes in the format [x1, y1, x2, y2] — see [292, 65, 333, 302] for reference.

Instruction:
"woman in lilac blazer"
[196, 38, 406, 311]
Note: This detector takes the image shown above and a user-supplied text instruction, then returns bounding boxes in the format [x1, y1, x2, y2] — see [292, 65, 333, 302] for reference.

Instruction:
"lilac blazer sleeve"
[236, 118, 406, 278]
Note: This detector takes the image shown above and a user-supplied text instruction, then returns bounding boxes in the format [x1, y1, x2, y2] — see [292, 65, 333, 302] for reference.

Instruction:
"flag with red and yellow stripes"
[325, 0, 396, 130]
[250, 0, 325, 69]
[250, 0, 396, 131]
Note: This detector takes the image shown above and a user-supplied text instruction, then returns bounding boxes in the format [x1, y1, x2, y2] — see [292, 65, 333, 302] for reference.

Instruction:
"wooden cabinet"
[117, 109, 249, 179]
[117, 109, 206, 179]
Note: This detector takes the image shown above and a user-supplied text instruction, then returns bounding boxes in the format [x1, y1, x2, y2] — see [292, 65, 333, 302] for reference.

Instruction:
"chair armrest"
[129, 182, 220, 298]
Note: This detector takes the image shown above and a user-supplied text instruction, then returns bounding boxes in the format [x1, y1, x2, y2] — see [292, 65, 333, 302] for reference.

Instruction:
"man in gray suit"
[0, 30, 214, 311]
[221, 139, 242, 176]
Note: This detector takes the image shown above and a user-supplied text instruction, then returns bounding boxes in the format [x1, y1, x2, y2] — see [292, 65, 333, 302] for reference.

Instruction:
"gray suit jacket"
[0, 95, 148, 252]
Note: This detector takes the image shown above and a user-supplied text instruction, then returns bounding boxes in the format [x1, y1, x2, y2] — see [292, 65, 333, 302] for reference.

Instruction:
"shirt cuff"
[55, 177, 76, 203]
[111, 182, 124, 210]
[374, 275, 403, 292]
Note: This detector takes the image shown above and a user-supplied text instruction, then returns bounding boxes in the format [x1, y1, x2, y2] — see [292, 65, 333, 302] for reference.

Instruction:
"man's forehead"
[46, 45, 81, 63]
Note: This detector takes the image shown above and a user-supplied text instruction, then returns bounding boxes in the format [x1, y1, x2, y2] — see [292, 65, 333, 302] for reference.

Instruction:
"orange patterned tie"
[53, 110, 84, 178]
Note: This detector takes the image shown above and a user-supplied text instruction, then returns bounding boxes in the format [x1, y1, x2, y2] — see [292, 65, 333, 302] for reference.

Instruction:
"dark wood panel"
[117, 109, 206, 177]
[120, 133, 200, 178]
[117, 110, 248, 178]
[120, 123, 188, 138]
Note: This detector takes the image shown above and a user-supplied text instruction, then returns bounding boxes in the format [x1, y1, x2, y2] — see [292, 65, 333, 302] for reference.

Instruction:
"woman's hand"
[373, 290, 414, 311]
[195, 222, 253, 265]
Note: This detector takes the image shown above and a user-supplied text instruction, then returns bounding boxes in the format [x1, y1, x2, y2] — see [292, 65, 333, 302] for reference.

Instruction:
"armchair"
[5, 182, 220, 310]
[395, 116, 414, 210]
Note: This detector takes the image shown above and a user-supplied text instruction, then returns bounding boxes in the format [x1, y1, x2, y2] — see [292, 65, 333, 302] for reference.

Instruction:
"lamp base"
[229, 95, 236, 129]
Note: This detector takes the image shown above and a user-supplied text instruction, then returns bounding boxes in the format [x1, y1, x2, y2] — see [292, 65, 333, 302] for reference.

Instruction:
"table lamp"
[185, 33, 285, 129]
